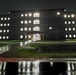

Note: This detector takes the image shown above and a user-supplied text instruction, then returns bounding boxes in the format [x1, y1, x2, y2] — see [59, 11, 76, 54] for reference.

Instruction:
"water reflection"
[0, 60, 76, 75]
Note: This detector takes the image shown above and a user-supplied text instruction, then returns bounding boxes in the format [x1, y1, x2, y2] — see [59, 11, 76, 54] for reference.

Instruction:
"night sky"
[0, 0, 76, 14]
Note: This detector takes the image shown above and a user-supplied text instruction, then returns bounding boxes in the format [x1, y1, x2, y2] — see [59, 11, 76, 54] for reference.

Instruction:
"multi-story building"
[0, 9, 76, 41]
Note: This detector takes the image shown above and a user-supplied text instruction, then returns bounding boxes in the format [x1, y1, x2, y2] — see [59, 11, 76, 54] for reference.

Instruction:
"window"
[72, 21, 75, 24]
[20, 28, 23, 31]
[29, 20, 32, 23]
[57, 12, 60, 15]
[65, 21, 67, 24]
[29, 28, 31, 31]
[69, 28, 71, 31]
[8, 17, 10, 20]
[65, 28, 67, 31]
[3, 36, 5, 39]
[66, 35, 68, 38]
[28, 13, 32, 17]
[0, 36, 2, 39]
[1, 18, 3, 20]
[28, 35, 31, 38]
[64, 14, 67, 18]
[7, 30, 9, 32]
[7, 23, 10, 26]
[0, 24, 3, 26]
[33, 12, 40, 17]
[20, 35, 23, 39]
[4, 17, 7, 20]
[73, 28, 75, 31]
[33, 19, 40, 24]
[68, 21, 71, 24]
[69, 35, 72, 38]
[0, 30, 2, 33]
[24, 27, 27, 31]
[33, 26, 40, 31]
[25, 20, 28, 24]
[4, 24, 6, 26]
[49, 27, 52, 30]
[71, 14, 75, 18]
[3, 30, 6, 33]
[25, 36, 27, 38]
[21, 21, 23, 24]
[68, 15, 70, 18]
[73, 34, 76, 38]
[6, 36, 9, 39]
[21, 14, 24, 17]
[25, 14, 27, 17]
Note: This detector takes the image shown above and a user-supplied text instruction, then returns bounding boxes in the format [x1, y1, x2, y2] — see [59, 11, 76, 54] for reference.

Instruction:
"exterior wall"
[0, 9, 75, 40]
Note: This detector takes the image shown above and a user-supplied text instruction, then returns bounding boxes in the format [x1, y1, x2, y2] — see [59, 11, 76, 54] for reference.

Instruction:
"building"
[0, 9, 76, 41]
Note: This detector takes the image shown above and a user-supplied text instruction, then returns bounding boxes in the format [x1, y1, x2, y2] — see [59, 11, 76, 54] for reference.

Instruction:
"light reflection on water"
[0, 60, 76, 75]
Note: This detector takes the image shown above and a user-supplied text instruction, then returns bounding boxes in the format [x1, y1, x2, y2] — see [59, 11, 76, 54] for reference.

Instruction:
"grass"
[1, 40, 76, 58]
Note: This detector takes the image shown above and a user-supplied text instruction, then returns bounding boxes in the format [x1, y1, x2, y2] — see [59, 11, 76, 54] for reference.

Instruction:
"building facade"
[0, 9, 76, 41]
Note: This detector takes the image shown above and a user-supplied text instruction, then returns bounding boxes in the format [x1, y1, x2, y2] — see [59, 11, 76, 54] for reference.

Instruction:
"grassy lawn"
[1, 40, 76, 58]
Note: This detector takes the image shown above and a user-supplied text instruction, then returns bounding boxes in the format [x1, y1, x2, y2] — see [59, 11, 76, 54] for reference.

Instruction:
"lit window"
[7, 23, 10, 26]
[69, 35, 72, 38]
[6, 36, 9, 39]
[33, 12, 40, 17]
[1, 18, 3, 20]
[29, 20, 32, 23]
[73, 34, 76, 38]
[21, 21, 23, 24]
[71, 14, 75, 18]
[3, 30, 6, 33]
[57, 12, 60, 15]
[0, 36, 2, 39]
[0, 24, 3, 26]
[65, 28, 67, 31]
[4, 24, 6, 26]
[24, 27, 27, 31]
[65, 21, 67, 24]
[64, 9, 66, 11]
[8, 17, 10, 20]
[0, 30, 2, 33]
[66, 35, 68, 38]
[21, 14, 24, 17]
[68, 15, 70, 18]
[33, 26, 40, 31]
[28, 35, 31, 38]
[25, 20, 28, 24]
[64, 14, 67, 18]
[73, 28, 75, 31]
[49, 27, 52, 30]
[68, 21, 71, 24]
[4, 17, 7, 20]
[7, 30, 9, 32]
[33, 19, 40, 24]
[72, 21, 75, 24]
[69, 28, 71, 31]
[25, 14, 27, 17]
[20, 35, 23, 39]
[3, 36, 5, 39]
[29, 28, 31, 31]
[28, 13, 32, 17]
[20, 28, 23, 31]
[25, 36, 27, 38]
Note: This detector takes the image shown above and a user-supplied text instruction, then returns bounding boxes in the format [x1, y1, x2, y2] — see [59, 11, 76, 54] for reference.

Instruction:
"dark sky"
[0, 0, 76, 14]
